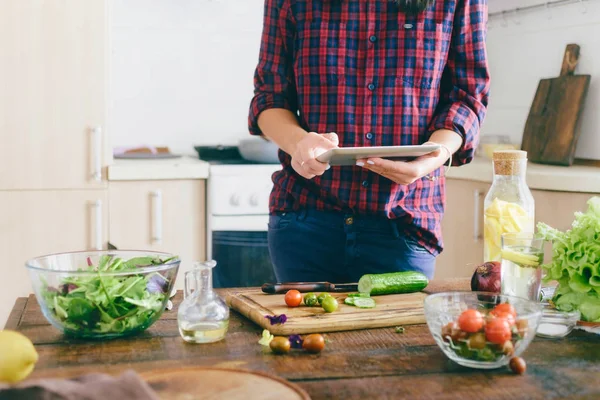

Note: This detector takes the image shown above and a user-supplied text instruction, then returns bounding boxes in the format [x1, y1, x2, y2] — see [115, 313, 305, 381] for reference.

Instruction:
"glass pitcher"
[483, 150, 535, 262]
[177, 260, 229, 343]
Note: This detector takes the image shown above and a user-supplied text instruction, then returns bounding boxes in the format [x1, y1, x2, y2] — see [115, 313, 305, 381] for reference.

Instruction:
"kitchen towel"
[0, 370, 159, 400]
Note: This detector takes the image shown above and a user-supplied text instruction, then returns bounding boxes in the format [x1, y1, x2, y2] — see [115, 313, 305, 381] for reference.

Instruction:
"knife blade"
[261, 282, 359, 294]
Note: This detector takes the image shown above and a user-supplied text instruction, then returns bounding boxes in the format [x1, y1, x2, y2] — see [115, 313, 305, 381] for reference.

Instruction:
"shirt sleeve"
[428, 0, 491, 166]
[248, 0, 297, 136]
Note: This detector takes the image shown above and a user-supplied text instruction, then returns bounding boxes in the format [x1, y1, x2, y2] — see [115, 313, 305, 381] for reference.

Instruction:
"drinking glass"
[500, 233, 544, 301]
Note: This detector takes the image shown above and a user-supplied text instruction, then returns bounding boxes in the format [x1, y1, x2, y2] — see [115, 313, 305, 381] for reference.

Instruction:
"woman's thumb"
[322, 132, 339, 146]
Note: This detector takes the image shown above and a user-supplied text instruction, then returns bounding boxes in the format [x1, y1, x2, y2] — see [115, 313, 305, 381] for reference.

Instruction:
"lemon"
[0, 330, 39, 384]
[501, 248, 540, 267]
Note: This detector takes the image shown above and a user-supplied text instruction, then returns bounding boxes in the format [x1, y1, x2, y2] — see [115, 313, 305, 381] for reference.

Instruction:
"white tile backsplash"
[110, 0, 600, 160]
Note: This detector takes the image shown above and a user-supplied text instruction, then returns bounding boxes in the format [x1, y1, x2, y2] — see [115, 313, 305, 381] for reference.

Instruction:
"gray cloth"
[0, 370, 159, 400]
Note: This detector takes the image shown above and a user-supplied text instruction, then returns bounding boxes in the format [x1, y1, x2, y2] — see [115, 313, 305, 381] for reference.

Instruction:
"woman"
[248, 0, 490, 282]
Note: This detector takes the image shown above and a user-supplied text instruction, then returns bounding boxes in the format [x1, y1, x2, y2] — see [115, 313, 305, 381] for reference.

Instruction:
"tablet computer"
[316, 145, 441, 166]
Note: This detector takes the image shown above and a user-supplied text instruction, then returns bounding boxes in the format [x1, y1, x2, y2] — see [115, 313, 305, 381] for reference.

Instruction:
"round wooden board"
[140, 367, 311, 400]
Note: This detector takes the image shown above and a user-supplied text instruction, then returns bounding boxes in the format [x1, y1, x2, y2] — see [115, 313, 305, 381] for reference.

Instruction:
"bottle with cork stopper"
[483, 150, 535, 262]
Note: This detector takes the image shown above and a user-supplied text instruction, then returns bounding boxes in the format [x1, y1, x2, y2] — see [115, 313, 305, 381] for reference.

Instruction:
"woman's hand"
[357, 142, 451, 185]
[291, 132, 339, 179]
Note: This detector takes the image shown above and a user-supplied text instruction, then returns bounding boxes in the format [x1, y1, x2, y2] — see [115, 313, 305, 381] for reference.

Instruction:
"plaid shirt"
[248, 0, 490, 255]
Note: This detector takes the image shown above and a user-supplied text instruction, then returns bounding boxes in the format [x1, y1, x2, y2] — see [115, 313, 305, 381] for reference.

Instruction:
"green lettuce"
[537, 196, 600, 322]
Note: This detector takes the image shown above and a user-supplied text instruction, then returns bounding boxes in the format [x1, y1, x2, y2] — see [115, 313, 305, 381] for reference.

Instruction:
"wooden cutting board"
[141, 367, 311, 400]
[521, 44, 591, 166]
[223, 288, 427, 335]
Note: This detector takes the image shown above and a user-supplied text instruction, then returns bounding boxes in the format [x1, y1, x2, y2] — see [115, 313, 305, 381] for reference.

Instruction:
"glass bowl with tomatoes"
[424, 292, 543, 369]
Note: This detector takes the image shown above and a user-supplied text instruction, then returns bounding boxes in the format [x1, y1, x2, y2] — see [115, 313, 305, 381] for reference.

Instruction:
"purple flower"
[288, 334, 303, 349]
[265, 314, 287, 325]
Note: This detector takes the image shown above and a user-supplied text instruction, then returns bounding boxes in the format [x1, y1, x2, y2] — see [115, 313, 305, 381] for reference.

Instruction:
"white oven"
[206, 163, 282, 288]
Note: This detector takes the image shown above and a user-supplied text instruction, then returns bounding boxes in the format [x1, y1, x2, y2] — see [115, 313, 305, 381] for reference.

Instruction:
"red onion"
[471, 261, 501, 293]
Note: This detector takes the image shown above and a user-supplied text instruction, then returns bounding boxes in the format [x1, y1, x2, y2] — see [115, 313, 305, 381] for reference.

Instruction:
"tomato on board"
[458, 309, 484, 333]
[284, 290, 303, 307]
[492, 303, 517, 319]
[485, 318, 512, 344]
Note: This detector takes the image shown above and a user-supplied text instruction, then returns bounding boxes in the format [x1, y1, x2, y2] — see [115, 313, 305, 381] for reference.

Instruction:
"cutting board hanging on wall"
[521, 44, 591, 166]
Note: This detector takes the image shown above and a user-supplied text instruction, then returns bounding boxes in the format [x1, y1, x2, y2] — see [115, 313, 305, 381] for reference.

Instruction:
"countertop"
[4, 279, 600, 400]
[107, 155, 210, 181]
[448, 156, 600, 194]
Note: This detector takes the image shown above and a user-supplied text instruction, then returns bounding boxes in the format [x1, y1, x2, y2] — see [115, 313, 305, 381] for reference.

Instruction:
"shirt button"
[345, 217, 354, 225]
[404, 23, 414, 29]
[369, 35, 377, 43]
[362, 181, 369, 187]
[367, 83, 375, 91]
[366, 132, 373, 140]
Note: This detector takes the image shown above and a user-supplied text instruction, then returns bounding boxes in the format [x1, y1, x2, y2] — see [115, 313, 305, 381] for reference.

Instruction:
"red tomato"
[492, 303, 517, 318]
[485, 318, 512, 344]
[458, 309, 484, 333]
[491, 311, 516, 327]
[284, 290, 302, 307]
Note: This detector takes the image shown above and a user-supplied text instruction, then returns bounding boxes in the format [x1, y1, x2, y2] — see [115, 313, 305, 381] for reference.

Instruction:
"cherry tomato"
[441, 322, 456, 342]
[458, 309, 484, 333]
[304, 293, 318, 307]
[467, 332, 487, 350]
[485, 318, 512, 344]
[269, 337, 291, 354]
[317, 293, 332, 305]
[322, 297, 339, 313]
[490, 311, 515, 327]
[285, 290, 302, 307]
[492, 303, 517, 318]
[515, 319, 529, 337]
[509, 357, 527, 375]
[302, 334, 326, 353]
[501, 340, 515, 356]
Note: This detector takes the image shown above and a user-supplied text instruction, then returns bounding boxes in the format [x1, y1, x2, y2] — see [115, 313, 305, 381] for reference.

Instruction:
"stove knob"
[249, 194, 259, 207]
[230, 194, 241, 206]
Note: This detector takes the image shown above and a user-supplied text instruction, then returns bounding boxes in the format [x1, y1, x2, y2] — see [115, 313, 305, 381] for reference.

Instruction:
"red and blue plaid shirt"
[248, 0, 490, 255]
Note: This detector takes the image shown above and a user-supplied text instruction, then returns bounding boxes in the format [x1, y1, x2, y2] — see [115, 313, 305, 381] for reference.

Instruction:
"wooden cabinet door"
[108, 180, 206, 290]
[435, 179, 491, 280]
[532, 190, 594, 231]
[0, 0, 107, 190]
[0, 190, 108, 326]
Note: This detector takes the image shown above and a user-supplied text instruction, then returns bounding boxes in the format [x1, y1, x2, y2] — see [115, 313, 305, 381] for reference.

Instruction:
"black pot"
[194, 145, 242, 161]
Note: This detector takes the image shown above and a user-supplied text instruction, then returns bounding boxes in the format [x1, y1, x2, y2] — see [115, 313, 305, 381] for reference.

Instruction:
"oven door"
[208, 215, 276, 288]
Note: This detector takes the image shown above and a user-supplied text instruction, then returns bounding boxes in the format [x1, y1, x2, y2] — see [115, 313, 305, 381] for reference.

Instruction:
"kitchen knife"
[261, 282, 359, 294]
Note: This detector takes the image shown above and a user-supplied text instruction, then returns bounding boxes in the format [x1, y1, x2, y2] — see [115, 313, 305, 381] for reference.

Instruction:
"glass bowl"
[536, 305, 580, 339]
[26, 250, 180, 339]
[424, 292, 543, 369]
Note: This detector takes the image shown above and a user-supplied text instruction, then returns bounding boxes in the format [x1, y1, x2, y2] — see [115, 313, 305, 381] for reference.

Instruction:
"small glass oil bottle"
[177, 260, 229, 343]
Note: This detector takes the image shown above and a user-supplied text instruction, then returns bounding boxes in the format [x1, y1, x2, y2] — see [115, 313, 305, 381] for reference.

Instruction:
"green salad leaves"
[537, 196, 600, 322]
[43, 255, 178, 336]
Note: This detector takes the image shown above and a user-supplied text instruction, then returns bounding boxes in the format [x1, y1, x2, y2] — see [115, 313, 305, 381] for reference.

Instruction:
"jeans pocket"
[268, 212, 296, 232]
[401, 235, 432, 255]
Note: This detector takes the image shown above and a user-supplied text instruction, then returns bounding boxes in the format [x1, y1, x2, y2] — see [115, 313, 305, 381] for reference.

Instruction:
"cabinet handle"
[151, 190, 163, 244]
[93, 199, 103, 250]
[91, 126, 102, 181]
[474, 189, 483, 242]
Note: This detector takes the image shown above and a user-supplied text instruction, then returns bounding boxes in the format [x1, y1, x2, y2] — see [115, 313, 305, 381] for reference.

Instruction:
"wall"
[109, 0, 265, 153]
[110, 0, 600, 160]
[484, 0, 600, 160]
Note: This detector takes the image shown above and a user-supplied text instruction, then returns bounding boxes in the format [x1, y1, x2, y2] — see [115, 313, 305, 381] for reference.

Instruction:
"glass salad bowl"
[424, 292, 543, 369]
[26, 250, 180, 339]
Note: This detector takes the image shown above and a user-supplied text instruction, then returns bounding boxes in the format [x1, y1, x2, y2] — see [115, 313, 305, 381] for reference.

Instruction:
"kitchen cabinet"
[435, 179, 490, 280]
[0, 190, 108, 326]
[108, 180, 206, 289]
[0, 0, 108, 190]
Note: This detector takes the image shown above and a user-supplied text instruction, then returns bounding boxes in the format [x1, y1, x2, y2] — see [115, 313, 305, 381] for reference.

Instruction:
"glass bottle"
[177, 260, 229, 343]
[483, 150, 535, 262]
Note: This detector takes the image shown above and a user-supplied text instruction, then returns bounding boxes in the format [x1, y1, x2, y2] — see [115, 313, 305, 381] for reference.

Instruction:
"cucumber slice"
[353, 298, 376, 309]
[347, 293, 370, 298]
[344, 297, 356, 306]
[358, 271, 429, 296]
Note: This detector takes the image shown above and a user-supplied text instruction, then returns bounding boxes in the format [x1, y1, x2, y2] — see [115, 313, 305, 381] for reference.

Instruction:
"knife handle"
[261, 282, 331, 294]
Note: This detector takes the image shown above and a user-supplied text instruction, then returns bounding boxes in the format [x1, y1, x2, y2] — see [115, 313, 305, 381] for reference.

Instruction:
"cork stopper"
[492, 150, 527, 176]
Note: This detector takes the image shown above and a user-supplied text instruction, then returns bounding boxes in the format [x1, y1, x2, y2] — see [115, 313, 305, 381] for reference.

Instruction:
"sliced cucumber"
[353, 298, 376, 309]
[347, 292, 371, 298]
[344, 297, 356, 306]
[358, 271, 429, 296]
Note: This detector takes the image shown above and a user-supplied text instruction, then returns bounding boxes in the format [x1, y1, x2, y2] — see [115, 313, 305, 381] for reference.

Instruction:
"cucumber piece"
[347, 293, 370, 298]
[353, 298, 376, 309]
[344, 297, 356, 306]
[358, 271, 429, 296]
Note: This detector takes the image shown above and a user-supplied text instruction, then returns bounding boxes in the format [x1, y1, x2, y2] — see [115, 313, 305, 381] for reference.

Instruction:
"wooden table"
[4, 279, 600, 400]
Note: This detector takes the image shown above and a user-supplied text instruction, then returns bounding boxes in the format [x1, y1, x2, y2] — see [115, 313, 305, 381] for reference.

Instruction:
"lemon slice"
[501, 248, 540, 267]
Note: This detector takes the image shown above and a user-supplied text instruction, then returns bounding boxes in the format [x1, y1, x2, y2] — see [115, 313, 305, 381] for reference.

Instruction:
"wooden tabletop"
[4, 279, 600, 400]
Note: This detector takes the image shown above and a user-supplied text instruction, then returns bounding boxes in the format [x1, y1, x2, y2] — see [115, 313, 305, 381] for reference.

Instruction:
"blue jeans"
[267, 209, 436, 283]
